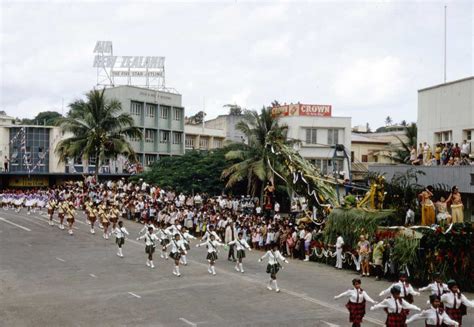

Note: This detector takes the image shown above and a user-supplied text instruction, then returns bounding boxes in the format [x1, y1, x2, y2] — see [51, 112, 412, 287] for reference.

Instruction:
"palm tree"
[385, 116, 393, 126]
[387, 123, 417, 163]
[221, 106, 289, 196]
[55, 89, 143, 179]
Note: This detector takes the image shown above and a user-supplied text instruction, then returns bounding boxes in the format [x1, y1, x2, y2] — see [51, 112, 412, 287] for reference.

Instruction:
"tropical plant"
[387, 123, 417, 163]
[136, 144, 245, 195]
[55, 89, 142, 179]
[221, 107, 289, 196]
[385, 116, 393, 126]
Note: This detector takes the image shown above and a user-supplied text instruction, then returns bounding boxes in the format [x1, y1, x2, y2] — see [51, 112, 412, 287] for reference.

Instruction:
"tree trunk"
[94, 152, 100, 183]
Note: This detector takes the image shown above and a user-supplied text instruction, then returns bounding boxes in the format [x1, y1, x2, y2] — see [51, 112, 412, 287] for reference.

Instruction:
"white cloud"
[333, 56, 404, 107]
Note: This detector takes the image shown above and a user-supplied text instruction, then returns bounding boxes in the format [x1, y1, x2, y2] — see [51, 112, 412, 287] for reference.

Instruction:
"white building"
[272, 104, 351, 177]
[204, 114, 247, 143]
[417, 76, 474, 152]
[184, 124, 226, 151]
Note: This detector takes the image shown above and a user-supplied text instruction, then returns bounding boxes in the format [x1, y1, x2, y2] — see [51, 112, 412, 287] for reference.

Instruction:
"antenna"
[444, 5, 447, 83]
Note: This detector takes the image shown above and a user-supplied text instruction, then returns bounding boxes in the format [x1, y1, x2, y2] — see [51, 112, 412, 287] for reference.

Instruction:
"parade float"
[269, 140, 474, 290]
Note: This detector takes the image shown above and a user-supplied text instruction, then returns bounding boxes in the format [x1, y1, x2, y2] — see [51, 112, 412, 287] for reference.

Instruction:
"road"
[0, 209, 472, 327]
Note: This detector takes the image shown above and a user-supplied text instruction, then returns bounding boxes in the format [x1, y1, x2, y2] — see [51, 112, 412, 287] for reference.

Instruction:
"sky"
[1, 0, 472, 129]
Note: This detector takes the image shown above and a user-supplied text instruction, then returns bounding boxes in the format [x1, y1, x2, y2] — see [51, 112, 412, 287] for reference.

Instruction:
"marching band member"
[109, 202, 120, 236]
[380, 272, 420, 315]
[57, 199, 67, 230]
[65, 201, 76, 235]
[202, 224, 222, 242]
[334, 278, 377, 327]
[371, 286, 421, 327]
[85, 199, 98, 234]
[47, 196, 57, 226]
[114, 221, 129, 258]
[259, 242, 289, 293]
[196, 234, 224, 275]
[228, 231, 251, 273]
[137, 226, 160, 268]
[98, 202, 109, 239]
[406, 294, 459, 326]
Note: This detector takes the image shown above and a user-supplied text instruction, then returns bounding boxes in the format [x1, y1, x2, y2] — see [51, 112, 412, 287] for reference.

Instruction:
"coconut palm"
[388, 123, 417, 163]
[221, 106, 289, 196]
[55, 89, 142, 179]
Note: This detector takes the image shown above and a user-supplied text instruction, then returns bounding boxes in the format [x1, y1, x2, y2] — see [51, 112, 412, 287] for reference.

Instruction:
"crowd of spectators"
[410, 140, 472, 166]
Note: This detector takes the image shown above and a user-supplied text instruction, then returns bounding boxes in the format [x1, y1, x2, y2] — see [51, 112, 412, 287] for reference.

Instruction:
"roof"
[106, 85, 181, 96]
[418, 76, 474, 92]
[351, 133, 389, 144]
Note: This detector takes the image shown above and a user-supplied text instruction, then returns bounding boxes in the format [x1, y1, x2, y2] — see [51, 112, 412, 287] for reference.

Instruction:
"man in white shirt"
[335, 233, 344, 269]
[461, 140, 470, 158]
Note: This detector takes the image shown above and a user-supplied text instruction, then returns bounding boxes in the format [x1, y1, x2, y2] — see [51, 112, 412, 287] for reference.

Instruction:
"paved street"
[0, 209, 472, 327]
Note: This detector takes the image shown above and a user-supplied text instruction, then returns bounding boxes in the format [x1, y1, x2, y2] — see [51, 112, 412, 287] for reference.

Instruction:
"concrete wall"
[0, 127, 9, 171]
[351, 142, 392, 164]
[205, 115, 246, 143]
[418, 77, 474, 148]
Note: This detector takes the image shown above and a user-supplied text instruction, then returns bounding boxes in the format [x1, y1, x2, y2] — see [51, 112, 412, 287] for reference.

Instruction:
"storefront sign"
[271, 104, 332, 118]
[9, 176, 49, 187]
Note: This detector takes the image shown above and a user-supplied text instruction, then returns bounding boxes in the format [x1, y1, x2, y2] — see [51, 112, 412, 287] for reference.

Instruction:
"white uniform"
[406, 306, 459, 326]
[335, 236, 344, 269]
[419, 282, 449, 296]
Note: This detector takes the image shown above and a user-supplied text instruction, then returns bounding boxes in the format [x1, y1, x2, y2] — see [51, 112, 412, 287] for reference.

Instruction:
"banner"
[271, 104, 332, 118]
[9, 176, 49, 187]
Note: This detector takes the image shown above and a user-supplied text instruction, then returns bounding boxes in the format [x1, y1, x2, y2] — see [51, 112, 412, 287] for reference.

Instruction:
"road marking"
[0, 217, 32, 231]
[321, 321, 340, 327]
[55, 257, 66, 262]
[128, 292, 141, 298]
[15, 215, 50, 229]
[89, 273, 97, 278]
[179, 317, 197, 327]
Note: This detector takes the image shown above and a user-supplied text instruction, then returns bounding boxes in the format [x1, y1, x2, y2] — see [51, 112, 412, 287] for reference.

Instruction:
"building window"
[145, 104, 156, 118]
[160, 131, 170, 143]
[199, 137, 209, 149]
[145, 154, 156, 167]
[361, 155, 368, 162]
[174, 108, 182, 121]
[173, 132, 182, 144]
[160, 106, 170, 119]
[145, 129, 155, 143]
[465, 129, 473, 141]
[130, 101, 143, 116]
[185, 136, 195, 148]
[351, 151, 354, 163]
[213, 139, 223, 148]
[435, 131, 452, 143]
[327, 129, 339, 145]
[305, 128, 317, 144]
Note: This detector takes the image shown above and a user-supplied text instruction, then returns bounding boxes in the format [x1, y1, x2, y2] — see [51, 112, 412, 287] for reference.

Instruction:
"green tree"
[221, 106, 291, 197]
[388, 123, 417, 163]
[187, 110, 205, 125]
[55, 89, 142, 179]
[385, 116, 393, 126]
[138, 145, 245, 194]
[20, 111, 63, 125]
[224, 104, 243, 116]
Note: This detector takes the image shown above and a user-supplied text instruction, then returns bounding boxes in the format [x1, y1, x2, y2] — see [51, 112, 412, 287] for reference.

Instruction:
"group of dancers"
[334, 272, 473, 326]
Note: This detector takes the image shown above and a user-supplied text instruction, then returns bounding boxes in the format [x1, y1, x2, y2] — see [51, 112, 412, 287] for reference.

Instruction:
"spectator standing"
[461, 140, 470, 159]
[3, 156, 9, 172]
[335, 232, 344, 269]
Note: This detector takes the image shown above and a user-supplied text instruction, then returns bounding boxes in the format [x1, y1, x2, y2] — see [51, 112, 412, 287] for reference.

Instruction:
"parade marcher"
[57, 199, 66, 230]
[259, 242, 289, 293]
[47, 196, 57, 226]
[334, 278, 377, 327]
[335, 232, 344, 269]
[137, 226, 160, 268]
[98, 202, 110, 239]
[64, 201, 76, 235]
[406, 294, 459, 326]
[228, 231, 251, 273]
[419, 272, 449, 297]
[180, 226, 196, 266]
[196, 234, 224, 276]
[441, 280, 474, 326]
[380, 272, 420, 307]
[167, 233, 187, 277]
[156, 223, 170, 260]
[370, 286, 421, 327]
[86, 199, 98, 234]
[114, 221, 129, 258]
[108, 202, 120, 236]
